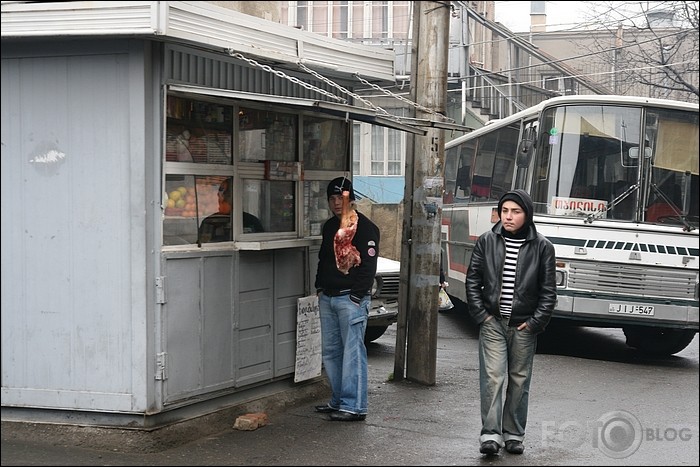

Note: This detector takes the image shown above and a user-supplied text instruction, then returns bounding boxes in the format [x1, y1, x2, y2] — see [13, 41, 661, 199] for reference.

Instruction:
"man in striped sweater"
[466, 189, 557, 456]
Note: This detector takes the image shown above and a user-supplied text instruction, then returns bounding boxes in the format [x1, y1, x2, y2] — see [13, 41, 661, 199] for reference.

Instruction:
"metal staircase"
[459, 64, 560, 123]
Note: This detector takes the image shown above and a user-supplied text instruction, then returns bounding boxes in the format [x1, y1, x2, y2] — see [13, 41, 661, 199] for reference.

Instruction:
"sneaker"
[479, 440, 500, 455]
[328, 411, 366, 422]
[314, 405, 338, 413]
[505, 440, 524, 454]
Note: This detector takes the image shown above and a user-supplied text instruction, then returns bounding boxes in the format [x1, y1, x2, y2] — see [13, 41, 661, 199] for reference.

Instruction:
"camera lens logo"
[596, 410, 643, 458]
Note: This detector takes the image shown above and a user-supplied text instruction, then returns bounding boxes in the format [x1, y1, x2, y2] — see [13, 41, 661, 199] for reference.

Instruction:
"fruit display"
[164, 183, 220, 218]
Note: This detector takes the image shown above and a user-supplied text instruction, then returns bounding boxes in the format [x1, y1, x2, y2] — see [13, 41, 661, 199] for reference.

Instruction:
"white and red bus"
[442, 95, 698, 355]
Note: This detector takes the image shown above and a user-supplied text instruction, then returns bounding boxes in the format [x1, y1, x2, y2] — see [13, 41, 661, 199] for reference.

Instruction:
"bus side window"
[443, 147, 459, 204]
[456, 165, 471, 197]
[457, 142, 476, 199]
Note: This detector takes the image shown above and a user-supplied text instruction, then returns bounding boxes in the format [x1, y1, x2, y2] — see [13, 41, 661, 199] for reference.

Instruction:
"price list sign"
[294, 295, 322, 382]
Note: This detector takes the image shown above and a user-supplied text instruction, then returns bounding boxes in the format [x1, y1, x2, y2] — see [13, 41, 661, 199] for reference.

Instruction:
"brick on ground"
[233, 412, 269, 431]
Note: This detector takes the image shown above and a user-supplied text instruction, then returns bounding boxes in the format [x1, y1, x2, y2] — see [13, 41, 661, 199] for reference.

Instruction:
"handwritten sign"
[294, 295, 322, 383]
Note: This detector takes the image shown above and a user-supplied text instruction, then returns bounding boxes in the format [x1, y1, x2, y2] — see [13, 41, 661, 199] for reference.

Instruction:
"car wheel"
[364, 325, 388, 343]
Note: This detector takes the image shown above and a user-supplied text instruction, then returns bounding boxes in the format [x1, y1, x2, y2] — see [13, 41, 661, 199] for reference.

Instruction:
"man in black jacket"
[313, 177, 380, 422]
[466, 189, 556, 456]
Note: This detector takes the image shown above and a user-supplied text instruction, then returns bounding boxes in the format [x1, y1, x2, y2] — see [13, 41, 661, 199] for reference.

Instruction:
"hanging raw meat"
[334, 190, 361, 274]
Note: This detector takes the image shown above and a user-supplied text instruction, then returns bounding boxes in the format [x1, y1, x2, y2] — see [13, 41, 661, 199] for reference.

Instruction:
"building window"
[388, 129, 402, 175]
[310, 0, 329, 35]
[352, 124, 361, 174]
[333, 1, 349, 39]
[372, 1, 390, 39]
[371, 125, 385, 175]
[297, 1, 308, 30]
[353, 121, 406, 177]
[542, 75, 577, 95]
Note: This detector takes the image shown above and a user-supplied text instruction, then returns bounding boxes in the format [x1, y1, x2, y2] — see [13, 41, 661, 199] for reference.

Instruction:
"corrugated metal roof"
[1, 1, 396, 83]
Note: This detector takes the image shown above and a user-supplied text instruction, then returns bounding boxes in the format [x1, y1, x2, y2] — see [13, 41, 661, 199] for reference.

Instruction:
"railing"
[462, 64, 559, 121]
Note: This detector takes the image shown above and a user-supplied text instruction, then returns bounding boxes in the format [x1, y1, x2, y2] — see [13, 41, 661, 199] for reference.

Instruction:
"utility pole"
[394, 1, 450, 385]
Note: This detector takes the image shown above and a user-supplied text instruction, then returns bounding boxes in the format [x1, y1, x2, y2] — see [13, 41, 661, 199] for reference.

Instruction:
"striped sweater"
[499, 236, 526, 318]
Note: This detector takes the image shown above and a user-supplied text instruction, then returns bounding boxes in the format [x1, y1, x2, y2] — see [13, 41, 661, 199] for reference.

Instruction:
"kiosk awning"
[168, 84, 429, 135]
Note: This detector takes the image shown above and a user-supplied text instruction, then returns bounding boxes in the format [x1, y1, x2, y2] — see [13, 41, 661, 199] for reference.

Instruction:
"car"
[366, 256, 400, 343]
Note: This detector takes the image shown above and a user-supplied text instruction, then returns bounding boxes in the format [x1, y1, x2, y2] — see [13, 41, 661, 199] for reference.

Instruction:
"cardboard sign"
[294, 295, 322, 383]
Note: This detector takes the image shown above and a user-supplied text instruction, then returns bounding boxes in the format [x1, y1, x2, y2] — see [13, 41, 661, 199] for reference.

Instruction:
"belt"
[323, 289, 351, 297]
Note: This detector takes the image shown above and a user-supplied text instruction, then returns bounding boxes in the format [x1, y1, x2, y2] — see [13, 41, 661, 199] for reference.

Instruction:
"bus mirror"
[517, 139, 534, 167]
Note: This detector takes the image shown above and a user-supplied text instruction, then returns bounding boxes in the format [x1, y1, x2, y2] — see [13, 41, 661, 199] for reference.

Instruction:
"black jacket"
[466, 215, 556, 334]
[315, 211, 380, 302]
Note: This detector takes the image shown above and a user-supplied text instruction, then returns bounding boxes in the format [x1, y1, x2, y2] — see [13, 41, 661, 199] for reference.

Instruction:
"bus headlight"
[555, 270, 567, 287]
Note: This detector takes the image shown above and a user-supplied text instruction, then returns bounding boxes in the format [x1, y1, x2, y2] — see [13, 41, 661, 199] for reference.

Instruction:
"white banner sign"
[551, 196, 607, 216]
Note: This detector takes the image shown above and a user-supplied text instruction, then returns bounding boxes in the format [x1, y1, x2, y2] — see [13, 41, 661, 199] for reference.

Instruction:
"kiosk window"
[164, 175, 232, 245]
[239, 108, 297, 162]
[241, 180, 295, 233]
[303, 116, 348, 170]
[166, 96, 232, 164]
[163, 92, 352, 247]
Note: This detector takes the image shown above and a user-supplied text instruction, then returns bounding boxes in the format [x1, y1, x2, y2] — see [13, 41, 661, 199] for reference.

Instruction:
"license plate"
[608, 303, 655, 316]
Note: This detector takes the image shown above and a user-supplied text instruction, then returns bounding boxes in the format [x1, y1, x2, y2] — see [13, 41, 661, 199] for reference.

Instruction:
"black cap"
[327, 177, 355, 200]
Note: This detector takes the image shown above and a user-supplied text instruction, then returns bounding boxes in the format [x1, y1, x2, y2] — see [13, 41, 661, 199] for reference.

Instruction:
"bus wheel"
[623, 326, 697, 356]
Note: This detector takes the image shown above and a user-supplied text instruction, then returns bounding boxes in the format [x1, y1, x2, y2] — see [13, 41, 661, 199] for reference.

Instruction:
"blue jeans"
[478, 315, 537, 446]
[318, 293, 369, 415]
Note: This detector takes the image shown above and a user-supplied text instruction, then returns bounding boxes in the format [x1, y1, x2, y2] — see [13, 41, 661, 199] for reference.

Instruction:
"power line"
[445, 59, 698, 95]
[448, 29, 690, 82]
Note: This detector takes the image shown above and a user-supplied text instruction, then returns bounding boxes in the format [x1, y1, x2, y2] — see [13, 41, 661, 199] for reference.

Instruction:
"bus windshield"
[531, 104, 699, 228]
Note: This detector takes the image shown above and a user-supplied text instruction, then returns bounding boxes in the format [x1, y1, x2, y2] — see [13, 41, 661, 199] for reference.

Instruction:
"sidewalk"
[4, 312, 484, 466]
[5, 312, 694, 466]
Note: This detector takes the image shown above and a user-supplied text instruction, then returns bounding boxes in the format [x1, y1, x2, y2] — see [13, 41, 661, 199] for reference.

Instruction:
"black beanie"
[327, 177, 355, 200]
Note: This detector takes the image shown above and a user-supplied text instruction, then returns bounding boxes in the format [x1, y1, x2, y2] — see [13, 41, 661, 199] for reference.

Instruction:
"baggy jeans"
[319, 293, 369, 415]
[478, 315, 538, 446]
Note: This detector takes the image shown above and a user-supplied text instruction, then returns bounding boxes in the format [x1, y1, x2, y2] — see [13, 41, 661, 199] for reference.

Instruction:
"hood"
[497, 189, 534, 226]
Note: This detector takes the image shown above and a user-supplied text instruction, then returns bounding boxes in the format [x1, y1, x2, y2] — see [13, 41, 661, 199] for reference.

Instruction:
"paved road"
[2, 311, 698, 466]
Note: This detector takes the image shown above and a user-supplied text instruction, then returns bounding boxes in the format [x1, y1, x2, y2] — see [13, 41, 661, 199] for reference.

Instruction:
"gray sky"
[494, 1, 680, 33]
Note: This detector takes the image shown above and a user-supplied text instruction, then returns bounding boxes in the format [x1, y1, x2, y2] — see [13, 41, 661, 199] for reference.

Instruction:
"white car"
[366, 256, 400, 342]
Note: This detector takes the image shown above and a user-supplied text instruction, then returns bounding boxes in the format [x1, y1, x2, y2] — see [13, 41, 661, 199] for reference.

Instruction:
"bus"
[442, 95, 699, 355]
